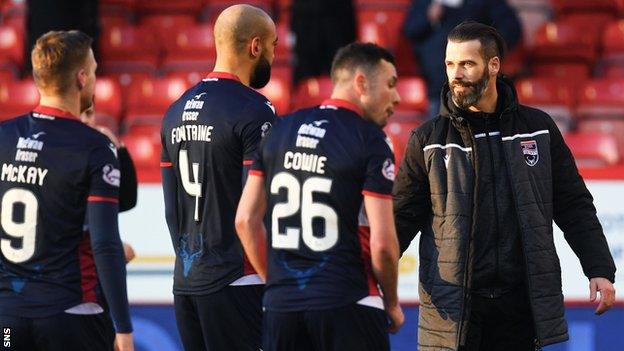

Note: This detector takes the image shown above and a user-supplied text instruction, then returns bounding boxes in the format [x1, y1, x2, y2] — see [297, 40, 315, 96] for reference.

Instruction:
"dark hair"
[447, 21, 506, 61]
[330, 42, 395, 81]
[31, 30, 93, 94]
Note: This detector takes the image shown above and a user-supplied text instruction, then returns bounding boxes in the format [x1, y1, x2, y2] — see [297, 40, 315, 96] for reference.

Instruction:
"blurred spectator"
[291, 0, 356, 83]
[403, 0, 521, 118]
[26, 0, 99, 73]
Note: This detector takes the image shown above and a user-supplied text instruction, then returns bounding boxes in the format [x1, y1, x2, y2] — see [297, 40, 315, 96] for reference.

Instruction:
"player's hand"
[386, 303, 405, 334]
[123, 242, 136, 263]
[590, 277, 616, 315]
[114, 332, 134, 351]
[97, 126, 120, 148]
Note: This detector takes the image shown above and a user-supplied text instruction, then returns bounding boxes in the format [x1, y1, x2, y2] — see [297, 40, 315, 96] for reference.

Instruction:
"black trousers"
[0, 312, 114, 351]
[174, 285, 263, 351]
[462, 288, 537, 351]
[263, 303, 389, 351]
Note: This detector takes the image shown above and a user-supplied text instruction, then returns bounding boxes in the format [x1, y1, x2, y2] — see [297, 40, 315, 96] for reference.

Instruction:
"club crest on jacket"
[521, 140, 539, 166]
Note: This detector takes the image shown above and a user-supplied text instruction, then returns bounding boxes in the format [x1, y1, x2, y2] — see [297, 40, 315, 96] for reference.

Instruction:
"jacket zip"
[456, 119, 477, 349]
[484, 116, 501, 291]
[497, 108, 542, 349]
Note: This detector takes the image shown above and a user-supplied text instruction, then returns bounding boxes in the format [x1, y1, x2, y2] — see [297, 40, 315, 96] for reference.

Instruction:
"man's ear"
[354, 71, 367, 96]
[250, 37, 262, 59]
[76, 68, 87, 90]
[489, 56, 500, 76]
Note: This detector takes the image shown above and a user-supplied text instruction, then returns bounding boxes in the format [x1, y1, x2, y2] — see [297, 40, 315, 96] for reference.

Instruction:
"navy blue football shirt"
[251, 99, 396, 311]
[161, 72, 276, 295]
[0, 106, 130, 330]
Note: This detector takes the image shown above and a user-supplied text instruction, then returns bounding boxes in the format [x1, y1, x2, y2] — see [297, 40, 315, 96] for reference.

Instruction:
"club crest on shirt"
[261, 121, 272, 138]
[102, 164, 120, 187]
[520, 140, 539, 167]
[382, 158, 395, 181]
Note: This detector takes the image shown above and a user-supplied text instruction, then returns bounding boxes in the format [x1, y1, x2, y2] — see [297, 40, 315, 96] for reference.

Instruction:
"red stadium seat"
[578, 119, 624, 157]
[99, 0, 135, 19]
[274, 23, 294, 66]
[394, 35, 420, 76]
[515, 77, 575, 131]
[291, 76, 333, 111]
[202, 0, 272, 23]
[396, 76, 428, 113]
[256, 67, 292, 116]
[125, 77, 189, 128]
[161, 24, 216, 74]
[552, 0, 619, 16]
[0, 25, 23, 71]
[564, 132, 620, 167]
[106, 71, 154, 96]
[100, 25, 160, 74]
[357, 8, 406, 52]
[136, 0, 205, 14]
[501, 42, 526, 78]
[600, 20, 624, 76]
[0, 68, 16, 81]
[100, 14, 133, 31]
[0, 80, 39, 121]
[140, 14, 197, 38]
[165, 70, 210, 85]
[93, 77, 123, 132]
[355, 0, 411, 8]
[530, 62, 591, 81]
[384, 119, 421, 166]
[601, 64, 624, 78]
[576, 78, 624, 120]
[121, 125, 161, 182]
[532, 21, 599, 65]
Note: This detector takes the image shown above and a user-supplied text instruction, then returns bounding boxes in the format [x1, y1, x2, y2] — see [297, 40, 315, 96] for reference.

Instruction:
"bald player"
[160, 5, 277, 351]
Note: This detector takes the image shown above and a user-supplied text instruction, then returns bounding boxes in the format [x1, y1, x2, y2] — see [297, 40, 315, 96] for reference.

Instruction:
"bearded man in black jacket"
[393, 21, 616, 351]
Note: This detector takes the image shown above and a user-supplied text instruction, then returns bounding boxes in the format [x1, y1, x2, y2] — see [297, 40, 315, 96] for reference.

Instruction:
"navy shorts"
[263, 303, 389, 351]
[174, 285, 263, 351]
[0, 312, 114, 351]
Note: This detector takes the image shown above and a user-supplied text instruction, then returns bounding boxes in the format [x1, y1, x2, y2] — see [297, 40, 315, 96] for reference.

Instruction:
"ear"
[250, 37, 262, 59]
[489, 56, 500, 76]
[354, 71, 367, 96]
[76, 68, 87, 90]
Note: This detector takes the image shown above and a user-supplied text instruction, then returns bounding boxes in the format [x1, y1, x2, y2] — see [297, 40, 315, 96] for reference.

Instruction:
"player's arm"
[235, 174, 268, 281]
[86, 141, 133, 350]
[365, 195, 404, 333]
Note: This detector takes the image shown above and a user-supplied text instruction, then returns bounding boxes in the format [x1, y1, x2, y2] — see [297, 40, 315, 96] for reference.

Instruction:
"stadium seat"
[0, 67, 16, 81]
[356, 8, 406, 52]
[125, 77, 189, 128]
[0, 25, 23, 71]
[576, 78, 624, 120]
[578, 119, 624, 157]
[274, 23, 294, 66]
[94, 77, 123, 132]
[291, 76, 333, 111]
[0, 80, 39, 121]
[100, 25, 160, 74]
[564, 132, 620, 168]
[384, 119, 421, 166]
[99, 0, 135, 20]
[394, 35, 420, 76]
[135, 0, 205, 14]
[1, 0, 27, 30]
[256, 66, 292, 116]
[121, 125, 161, 182]
[396, 76, 428, 114]
[165, 70, 210, 85]
[202, 0, 272, 23]
[161, 24, 216, 74]
[139, 14, 197, 39]
[501, 43, 526, 78]
[355, 0, 411, 8]
[106, 71, 154, 96]
[100, 13, 133, 31]
[532, 21, 599, 65]
[515, 77, 575, 132]
[531, 62, 591, 81]
[551, 0, 619, 16]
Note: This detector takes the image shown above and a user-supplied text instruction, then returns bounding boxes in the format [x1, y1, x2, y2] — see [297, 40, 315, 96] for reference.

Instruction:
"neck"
[213, 56, 251, 87]
[38, 93, 81, 117]
[330, 88, 366, 116]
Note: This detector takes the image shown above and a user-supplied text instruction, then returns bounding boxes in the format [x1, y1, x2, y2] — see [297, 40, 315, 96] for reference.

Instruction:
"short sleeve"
[362, 129, 396, 199]
[88, 140, 120, 203]
[240, 100, 276, 163]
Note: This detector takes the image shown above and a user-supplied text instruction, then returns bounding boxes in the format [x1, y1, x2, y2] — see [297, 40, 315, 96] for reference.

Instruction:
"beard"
[250, 54, 271, 89]
[450, 68, 489, 110]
